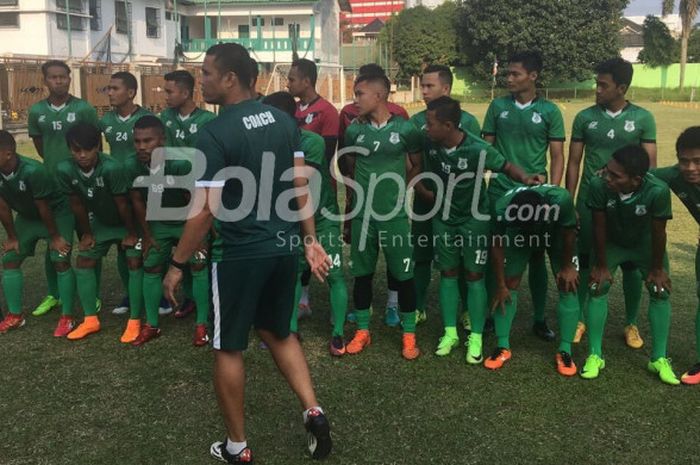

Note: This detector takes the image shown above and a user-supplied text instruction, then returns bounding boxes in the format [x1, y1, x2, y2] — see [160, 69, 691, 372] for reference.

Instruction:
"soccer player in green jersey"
[56, 123, 143, 342]
[0, 131, 75, 336]
[482, 51, 566, 341]
[124, 115, 210, 347]
[263, 92, 349, 356]
[100, 71, 152, 162]
[651, 126, 700, 384]
[161, 70, 217, 148]
[487, 185, 580, 376]
[342, 73, 423, 360]
[582, 146, 679, 385]
[27, 60, 98, 317]
[566, 58, 657, 348]
[423, 97, 541, 362]
[410, 65, 481, 327]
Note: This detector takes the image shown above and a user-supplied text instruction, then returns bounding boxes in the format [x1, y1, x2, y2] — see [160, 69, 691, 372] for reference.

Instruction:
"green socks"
[44, 250, 59, 298]
[577, 266, 590, 323]
[622, 268, 643, 326]
[128, 268, 144, 320]
[586, 294, 609, 357]
[528, 259, 548, 323]
[191, 268, 210, 325]
[117, 250, 129, 291]
[57, 269, 76, 316]
[439, 276, 459, 330]
[467, 279, 488, 335]
[696, 302, 700, 362]
[2, 268, 23, 315]
[328, 275, 348, 338]
[648, 297, 671, 361]
[458, 267, 469, 312]
[400, 311, 416, 334]
[414, 261, 431, 312]
[356, 308, 371, 330]
[557, 292, 579, 354]
[75, 267, 98, 316]
[494, 290, 518, 349]
[143, 272, 162, 327]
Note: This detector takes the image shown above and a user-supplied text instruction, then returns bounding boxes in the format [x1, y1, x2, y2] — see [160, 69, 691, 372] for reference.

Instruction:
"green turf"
[3, 102, 700, 465]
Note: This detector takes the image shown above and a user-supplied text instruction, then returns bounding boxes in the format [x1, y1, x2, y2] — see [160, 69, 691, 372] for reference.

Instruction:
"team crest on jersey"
[67, 112, 76, 123]
[18, 180, 26, 191]
[635, 204, 647, 215]
[389, 132, 400, 144]
[356, 134, 365, 143]
[166, 121, 173, 127]
[624, 120, 635, 132]
[500, 111, 509, 119]
[606, 199, 616, 208]
[189, 123, 198, 133]
[588, 121, 598, 129]
[531, 112, 542, 124]
[96, 176, 104, 187]
[71, 179, 78, 185]
[429, 149, 437, 157]
[305, 113, 314, 124]
[458, 158, 468, 170]
[38, 115, 46, 123]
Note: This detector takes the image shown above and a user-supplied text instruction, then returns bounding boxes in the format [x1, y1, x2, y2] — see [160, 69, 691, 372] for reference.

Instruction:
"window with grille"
[273, 17, 284, 26]
[56, 0, 84, 13]
[146, 7, 159, 38]
[57, 13, 86, 30]
[88, 0, 101, 30]
[238, 24, 249, 39]
[251, 16, 264, 27]
[0, 0, 19, 7]
[115, 0, 130, 34]
[0, 12, 18, 27]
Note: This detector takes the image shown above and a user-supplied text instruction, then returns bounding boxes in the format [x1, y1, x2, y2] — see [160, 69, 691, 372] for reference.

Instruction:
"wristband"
[170, 258, 188, 271]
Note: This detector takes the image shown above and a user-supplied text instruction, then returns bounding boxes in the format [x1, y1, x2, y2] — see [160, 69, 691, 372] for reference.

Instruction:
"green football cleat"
[415, 309, 427, 325]
[32, 295, 60, 317]
[647, 357, 680, 386]
[465, 333, 483, 364]
[96, 298, 102, 314]
[435, 335, 459, 356]
[580, 354, 606, 379]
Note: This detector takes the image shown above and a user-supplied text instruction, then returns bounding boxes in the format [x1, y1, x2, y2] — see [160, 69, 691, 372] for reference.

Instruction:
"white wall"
[0, 0, 51, 56]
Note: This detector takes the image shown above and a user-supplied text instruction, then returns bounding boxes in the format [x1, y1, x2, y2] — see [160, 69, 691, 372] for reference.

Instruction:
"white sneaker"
[112, 296, 129, 315]
[159, 298, 173, 316]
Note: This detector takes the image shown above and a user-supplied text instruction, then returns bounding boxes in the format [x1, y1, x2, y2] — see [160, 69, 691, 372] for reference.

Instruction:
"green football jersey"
[27, 96, 99, 172]
[160, 107, 217, 148]
[0, 155, 69, 220]
[344, 116, 422, 217]
[300, 129, 339, 228]
[99, 106, 152, 162]
[572, 103, 656, 200]
[425, 131, 506, 224]
[491, 184, 576, 240]
[483, 96, 565, 193]
[587, 173, 672, 248]
[410, 108, 481, 138]
[197, 99, 300, 260]
[652, 164, 700, 225]
[123, 153, 192, 226]
[56, 153, 129, 227]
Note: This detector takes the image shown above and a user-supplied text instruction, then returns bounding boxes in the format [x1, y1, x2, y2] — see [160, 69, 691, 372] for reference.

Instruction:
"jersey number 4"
[607, 129, 615, 139]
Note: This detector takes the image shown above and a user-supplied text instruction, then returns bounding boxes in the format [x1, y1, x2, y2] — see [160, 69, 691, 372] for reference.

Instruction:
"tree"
[457, 0, 629, 85]
[638, 15, 679, 67]
[379, 3, 459, 80]
[662, 0, 700, 89]
[688, 26, 700, 62]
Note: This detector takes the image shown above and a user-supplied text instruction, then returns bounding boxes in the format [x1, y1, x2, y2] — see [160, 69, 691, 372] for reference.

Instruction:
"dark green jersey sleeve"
[649, 165, 677, 184]
[55, 162, 74, 195]
[554, 189, 576, 228]
[106, 162, 129, 196]
[29, 163, 54, 200]
[196, 127, 227, 187]
[343, 123, 360, 153]
[547, 104, 566, 141]
[301, 130, 326, 168]
[651, 184, 673, 220]
[464, 113, 481, 136]
[571, 111, 585, 142]
[483, 144, 507, 171]
[639, 110, 657, 143]
[403, 122, 422, 154]
[80, 103, 99, 127]
[586, 176, 607, 211]
[482, 101, 498, 136]
[27, 105, 41, 137]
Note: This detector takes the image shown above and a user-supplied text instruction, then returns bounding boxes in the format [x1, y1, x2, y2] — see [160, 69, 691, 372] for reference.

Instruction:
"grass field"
[3, 101, 700, 465]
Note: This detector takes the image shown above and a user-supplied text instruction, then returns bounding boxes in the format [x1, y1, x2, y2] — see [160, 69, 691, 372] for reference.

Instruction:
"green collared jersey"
[651, 164, 700, 225]
[99, 106, 153, 162]
[160, 107, 217, 148]
[0, 155, 69, 219]
[300, 129, 339, 228]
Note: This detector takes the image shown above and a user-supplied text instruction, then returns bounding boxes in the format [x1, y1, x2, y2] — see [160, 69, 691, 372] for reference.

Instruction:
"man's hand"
[304, 240, 331, 282]
[589, 265, 612, 296]
[646, 268, 672, 298]
[121, 233, 139, 250]
[523, 174, 546, 186]
[142, 235, 159, 259]
[163, 267, 184, 307]
[50, 235, 71, 257]
[490, 285, 512, 314]
[79, 233, 95, 251]
[3, 237, 19, 255]
[556, 263, 579, 293]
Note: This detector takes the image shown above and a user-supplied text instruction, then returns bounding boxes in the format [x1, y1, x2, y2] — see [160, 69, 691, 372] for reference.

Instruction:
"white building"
[405, 0, 446, 8]
[621, 14, 684, 63]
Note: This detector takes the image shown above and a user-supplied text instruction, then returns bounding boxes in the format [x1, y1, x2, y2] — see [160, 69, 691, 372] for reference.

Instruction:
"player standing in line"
[342, 74, 423, 359]
[0, 130, 75, 336]
[566, 58, 657, 347]
[482, 51, 565, 341]
[27, 60, 98, 317]
[581, 146, 678, 385]
[56, 123, 143, 342]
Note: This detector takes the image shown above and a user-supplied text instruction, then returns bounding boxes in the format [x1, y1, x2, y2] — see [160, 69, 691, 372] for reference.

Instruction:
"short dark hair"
[508, 190, 548, 230]
[676, 126, 700, 155]
[262, 92, 296, 119]
[66, 123, 101, 151]
[164, 70, 195, 95]
[612, 145, 649, 178]
[41, 60, 71, 78]
[423, 64, 453, 88]
[291, 58, 318, 87]
[250, 57, 259, 87]
[595, 57, 634, 88]
[206, 43, 252, 89]
[355, 73, 390, 94]
[111, 71, 138, 92]
[358, 63, 386, 77]
[0, 130, 16, 152]
[508, 51, 543, 75]
[426, 96, 461, 127]
[134, 115, 165, 135]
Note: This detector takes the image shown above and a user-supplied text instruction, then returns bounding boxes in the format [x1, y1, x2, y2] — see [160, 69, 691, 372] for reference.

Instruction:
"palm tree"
[662, 0, 700, 89]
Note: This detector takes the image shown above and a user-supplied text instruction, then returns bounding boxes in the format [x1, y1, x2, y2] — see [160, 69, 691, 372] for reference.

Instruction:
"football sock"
[44, 250, 59, 298]
[494, 290, 518, 349]
[183, 269, 194, 300]
[459, 267, 469, 312]
[587, 294, 609, 357]
[622, 268, 643, 326]
[439, 276, 459, 330]
[192, 267, 210, 325]
[400, 310, 416, 334]
[117, 249, 129, 290]
[648, 297, 671, 361]
[557, 291, 579, 354]
[128, 268, 143, 320]
[529, 259, 548, 323]
[577, 266, 590, 323]
[57, 268, 76, 316]
[695, 302, 700, 362]
[226, 440, 247, 456]
[328, 273, 348, 338]
[467, 279, 487, 334]
[143, 272, 162, 327]
[2, 268, 23, 315]
[356, 308, 371, 330]
[387, 290, 398, 308]
[414, 261, 431, 312]
[75, 267, 98, 316]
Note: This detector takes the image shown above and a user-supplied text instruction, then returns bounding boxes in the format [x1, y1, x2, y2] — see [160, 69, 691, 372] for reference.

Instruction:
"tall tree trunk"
[680, 32, 689, 90]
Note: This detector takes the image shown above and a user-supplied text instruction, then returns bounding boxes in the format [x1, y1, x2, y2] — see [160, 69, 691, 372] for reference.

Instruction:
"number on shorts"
[403, 258, 411, 272]
[474, 250, 488, 265]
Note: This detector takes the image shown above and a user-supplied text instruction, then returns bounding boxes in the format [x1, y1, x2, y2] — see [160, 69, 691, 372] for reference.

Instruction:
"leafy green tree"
[687, 26, 700, 62]
[662, 0, 700, 89]
[638, 15, 680, 67]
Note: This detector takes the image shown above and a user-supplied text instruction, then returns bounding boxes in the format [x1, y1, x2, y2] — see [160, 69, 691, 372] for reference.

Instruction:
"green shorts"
[592, 242, 669, 277]
[350, 217, 414, 280]
[211, 255, 298, 351]
[143, 222, 208, 268]
[412, 219, 434, 264]
[78, 219, 141, 260]
[2, 213, 74, 264]
[433, 217, 491, 273]
[298, 221, 344, 279]
[502, 228, 578, 278]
